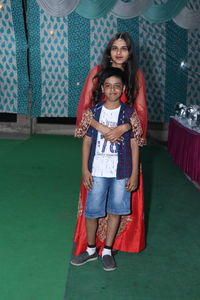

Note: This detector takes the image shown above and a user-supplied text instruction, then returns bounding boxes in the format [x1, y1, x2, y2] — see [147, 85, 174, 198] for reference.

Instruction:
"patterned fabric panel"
[90, 13, 117, 68]
[187, 29, 200, 106]
[186, 0, 200, 106]
[139, 17, 166, 122]
[68, 12, 90, 117]
[0, 0, 28, 114]
[20, 0, 200, 119]
[40, 10, 68, 117]
[165, 21, 188, 121]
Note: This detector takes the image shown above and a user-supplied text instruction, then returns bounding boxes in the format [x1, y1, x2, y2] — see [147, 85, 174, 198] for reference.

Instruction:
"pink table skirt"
[168, 118, 200, 185]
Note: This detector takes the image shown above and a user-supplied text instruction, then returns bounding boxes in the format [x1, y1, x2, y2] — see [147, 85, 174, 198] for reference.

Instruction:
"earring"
[109, 56, 113, 63]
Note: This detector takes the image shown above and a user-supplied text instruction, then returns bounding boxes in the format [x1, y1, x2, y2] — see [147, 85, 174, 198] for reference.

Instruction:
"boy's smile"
[101, 76, 125, 108]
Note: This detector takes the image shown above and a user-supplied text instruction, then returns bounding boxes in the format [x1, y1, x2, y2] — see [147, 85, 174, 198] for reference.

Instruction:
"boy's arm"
[103, 123, 131, 143]
[82, 135, 93, 190]
[126, 138, 139, 192]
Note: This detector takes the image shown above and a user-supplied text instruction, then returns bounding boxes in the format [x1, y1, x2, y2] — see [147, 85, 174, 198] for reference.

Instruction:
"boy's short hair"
[99, 67, 127, 87]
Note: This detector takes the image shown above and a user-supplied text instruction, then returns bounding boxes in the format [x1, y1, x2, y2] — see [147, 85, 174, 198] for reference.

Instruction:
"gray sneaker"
[71, 251, 98, 266]
[102, 255, 116, 271]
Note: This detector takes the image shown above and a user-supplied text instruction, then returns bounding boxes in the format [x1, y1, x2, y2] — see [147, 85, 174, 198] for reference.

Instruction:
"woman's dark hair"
[93, 67, 127, 104]
[92, 32, 139, 106]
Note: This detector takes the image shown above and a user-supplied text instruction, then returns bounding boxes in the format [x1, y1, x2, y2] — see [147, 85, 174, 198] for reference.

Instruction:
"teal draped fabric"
[10, 1, 29, 114]
[173, 6, 200, 29]
[165, 21, 188, 121]
[0, 1, 29, 114]
[68, 12, 90, 117]
[2, 0, 198, 119]
[35, 0, 80, 17]
[143, 0, 188, 23]
[112, 0, 153, 19]
[28, 0, 42, 117]
[75, 0, 118, 19]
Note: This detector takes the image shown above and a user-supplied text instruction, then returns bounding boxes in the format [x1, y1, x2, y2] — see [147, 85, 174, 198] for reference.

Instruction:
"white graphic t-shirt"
[92, 105, 121, 177]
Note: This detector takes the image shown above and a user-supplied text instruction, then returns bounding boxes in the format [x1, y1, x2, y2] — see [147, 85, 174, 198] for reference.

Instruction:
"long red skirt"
[73, 169, 145, 255]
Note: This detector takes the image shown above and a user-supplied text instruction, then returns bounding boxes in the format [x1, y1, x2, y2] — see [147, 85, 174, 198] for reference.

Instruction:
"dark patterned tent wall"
[0, 0, 199, 122]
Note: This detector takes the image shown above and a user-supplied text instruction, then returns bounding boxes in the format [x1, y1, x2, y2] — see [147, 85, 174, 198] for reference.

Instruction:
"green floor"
[0, 135, 80, 300]
[65, 143, 200, 299]
[0, 135, 199, 300]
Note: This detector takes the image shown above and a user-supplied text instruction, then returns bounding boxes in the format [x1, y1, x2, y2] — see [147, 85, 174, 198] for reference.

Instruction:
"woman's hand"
[98, 123, 112, 136]
[82, 169, 93, 190]
[94, 121, 131, 143]
[99, 124, 122, 143]
[104, 123, 131, 143]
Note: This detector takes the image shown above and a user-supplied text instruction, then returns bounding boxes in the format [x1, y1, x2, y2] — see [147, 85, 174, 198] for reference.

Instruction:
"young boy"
[71, 67, 139, 271]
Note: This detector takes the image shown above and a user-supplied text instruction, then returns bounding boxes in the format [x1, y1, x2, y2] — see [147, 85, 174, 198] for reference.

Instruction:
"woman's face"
[110, 39, 129, 68]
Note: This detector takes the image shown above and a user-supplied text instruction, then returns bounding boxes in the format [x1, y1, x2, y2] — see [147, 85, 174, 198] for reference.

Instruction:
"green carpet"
[65, 145, 200, 300]
[1, 136, 199, 300]
[0, 135, 82, 300]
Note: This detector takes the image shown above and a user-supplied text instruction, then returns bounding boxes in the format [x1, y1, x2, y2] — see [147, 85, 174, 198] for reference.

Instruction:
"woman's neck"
[111, 62, 124, 70]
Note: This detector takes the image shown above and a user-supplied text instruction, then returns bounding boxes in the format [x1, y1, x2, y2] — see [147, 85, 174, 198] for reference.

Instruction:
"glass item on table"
[196, 112, 200, 127]
[175, 102, 187, 118]
[192, 110, 200, 132]
[186, 105, 200, 128]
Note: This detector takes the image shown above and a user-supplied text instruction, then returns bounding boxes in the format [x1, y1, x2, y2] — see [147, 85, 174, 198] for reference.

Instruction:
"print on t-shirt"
[92, 105, 121, 177]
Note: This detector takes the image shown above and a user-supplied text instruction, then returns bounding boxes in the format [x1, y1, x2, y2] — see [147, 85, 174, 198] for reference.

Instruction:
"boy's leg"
[86, 217, 98, 245]
[70, 217, 98, 267]
[70, 217, 98, 266]
[102, 178, 131, 271]
[71, 177, 108, 266]
[105, 213, 120, 247]
[85, 217, 98, 255]
[101, 213, 120, 271]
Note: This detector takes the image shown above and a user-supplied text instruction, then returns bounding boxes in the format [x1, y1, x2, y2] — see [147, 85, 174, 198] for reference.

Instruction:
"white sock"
[86, 246, 96, 255]
[102, 248, 112, 257]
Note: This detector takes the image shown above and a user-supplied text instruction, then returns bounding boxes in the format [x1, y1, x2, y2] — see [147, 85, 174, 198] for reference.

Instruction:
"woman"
[74, 32, 147, 255]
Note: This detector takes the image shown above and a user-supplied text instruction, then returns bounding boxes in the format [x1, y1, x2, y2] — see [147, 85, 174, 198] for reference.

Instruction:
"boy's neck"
[103, 100, 121, 110]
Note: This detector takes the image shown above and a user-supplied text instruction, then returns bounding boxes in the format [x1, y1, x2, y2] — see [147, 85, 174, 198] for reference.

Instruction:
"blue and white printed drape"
[0, 0, 199, 121]
[27, 0, 200, 121]
[0, 0, 29, 114]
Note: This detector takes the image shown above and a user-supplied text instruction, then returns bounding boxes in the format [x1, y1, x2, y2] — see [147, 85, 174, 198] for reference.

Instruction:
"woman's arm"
[91, 118, 131, 141]
[133, 69, 148, 140]
[103, 123, 131, 143]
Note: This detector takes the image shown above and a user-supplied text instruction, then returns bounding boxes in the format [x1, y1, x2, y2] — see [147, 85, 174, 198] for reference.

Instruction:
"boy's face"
[101, 76, 125, 103]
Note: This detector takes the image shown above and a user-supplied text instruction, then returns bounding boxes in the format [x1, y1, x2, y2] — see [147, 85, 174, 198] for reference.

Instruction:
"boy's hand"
[126, 175, 138, 192]
[82, 169, 93, 190]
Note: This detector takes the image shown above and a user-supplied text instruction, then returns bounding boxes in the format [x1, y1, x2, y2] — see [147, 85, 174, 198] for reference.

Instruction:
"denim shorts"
[84, 176, 131, 218]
